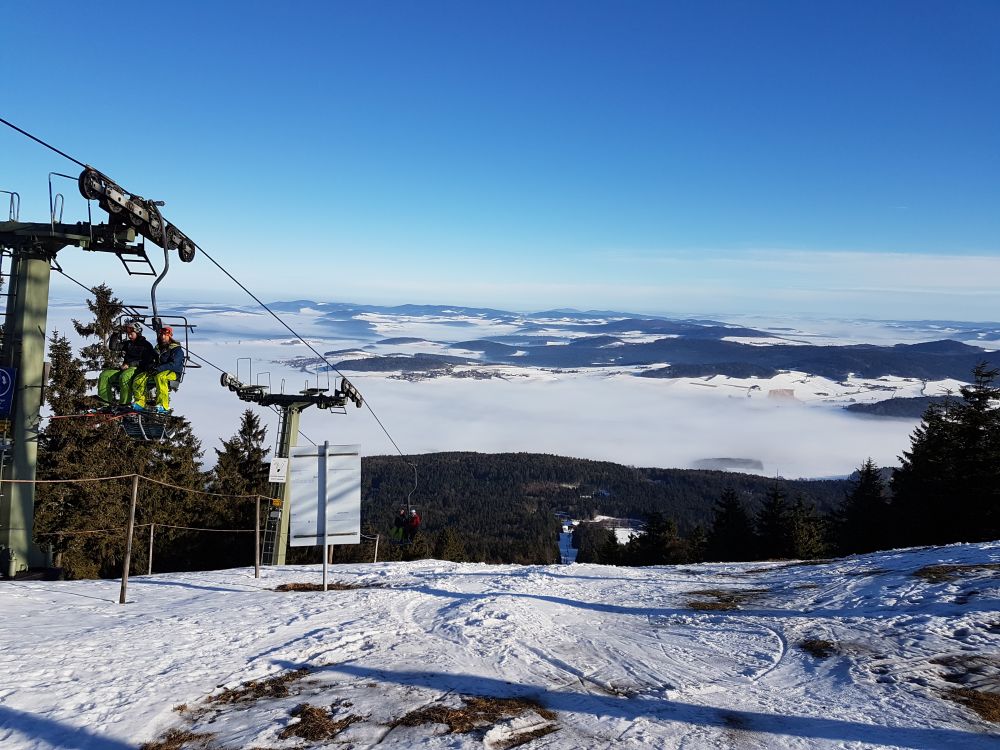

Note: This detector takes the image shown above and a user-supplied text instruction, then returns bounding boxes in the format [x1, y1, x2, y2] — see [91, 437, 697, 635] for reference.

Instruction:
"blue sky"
[2, 1, 998, 319]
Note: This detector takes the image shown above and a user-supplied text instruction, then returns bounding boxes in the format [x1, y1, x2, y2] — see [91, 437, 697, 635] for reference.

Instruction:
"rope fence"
[2, 473, 270, 603]
[4, 472, 382, 602]
[35, 524, 151, 537]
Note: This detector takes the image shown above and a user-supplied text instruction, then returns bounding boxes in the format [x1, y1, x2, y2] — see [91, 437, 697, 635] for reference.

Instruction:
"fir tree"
[34, 332, 97, 570]
[706, 488, 756, 562]
[622, 512, 688, 565]
[433, 527, 467, 562]
[835, 458, 890, 554]
[786, 497, 828, 559]
[892, 362, 1000, 545]
[573, 523, 618, 564]
[72, 284, 125, 379]
[210, 410, 270, 496]
[755, 486, 791, 559]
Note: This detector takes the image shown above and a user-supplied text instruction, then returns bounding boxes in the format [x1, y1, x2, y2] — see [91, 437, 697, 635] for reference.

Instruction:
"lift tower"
[0, 165, 197, 575]
[0, 222, 147, 570]
[220, 373, 363, 564]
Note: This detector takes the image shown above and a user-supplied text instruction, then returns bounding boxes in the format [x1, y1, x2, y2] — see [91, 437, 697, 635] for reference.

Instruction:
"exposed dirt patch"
[395, 695, 556, 734]
[278, 703, 362, 741]
[274, 581, 374, 592]
[844, 568, 889, 577]
[209, 667, 310, 704]
[913, 563, 1000, 583]
[933, 653, 1000, 722]
[945, 688, 1000, 723]
[685, 588, 769, 611]
[799, 639, 837, 659]
[495, 724, 560, 748]
[140, 730, 215, 750]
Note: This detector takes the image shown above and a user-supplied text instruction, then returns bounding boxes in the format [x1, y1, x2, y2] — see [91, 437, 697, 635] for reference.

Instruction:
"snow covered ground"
[2, 543, 998, 749]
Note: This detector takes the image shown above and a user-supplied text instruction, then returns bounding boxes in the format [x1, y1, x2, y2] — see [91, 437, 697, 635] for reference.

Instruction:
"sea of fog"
[41, 299, 955, 479]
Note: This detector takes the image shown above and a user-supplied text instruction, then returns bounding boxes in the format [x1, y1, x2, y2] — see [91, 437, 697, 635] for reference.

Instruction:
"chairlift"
[97, 313, 199, 442]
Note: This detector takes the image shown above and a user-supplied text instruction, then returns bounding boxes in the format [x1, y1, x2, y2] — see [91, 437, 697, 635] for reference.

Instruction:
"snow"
[2, 543, 998, 748]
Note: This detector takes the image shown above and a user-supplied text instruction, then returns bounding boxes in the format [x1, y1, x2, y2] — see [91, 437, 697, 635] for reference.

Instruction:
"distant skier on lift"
[97, 323, 155, 408]
[391, 508, 407, 543]
[405, 508, 421, 542]
[132, 326, 185, 413]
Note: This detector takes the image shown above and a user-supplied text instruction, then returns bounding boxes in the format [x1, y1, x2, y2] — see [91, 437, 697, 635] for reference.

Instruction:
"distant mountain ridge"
[257, 301, 997, 381]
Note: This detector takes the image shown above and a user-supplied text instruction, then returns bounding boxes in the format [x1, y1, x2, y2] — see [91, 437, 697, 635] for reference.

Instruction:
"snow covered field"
[2, 543, 998, 749]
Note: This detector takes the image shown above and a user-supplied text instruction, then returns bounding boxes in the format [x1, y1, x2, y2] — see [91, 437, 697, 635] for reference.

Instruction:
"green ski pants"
[132, 370, 177, 410]
[97, 367, 140, 405]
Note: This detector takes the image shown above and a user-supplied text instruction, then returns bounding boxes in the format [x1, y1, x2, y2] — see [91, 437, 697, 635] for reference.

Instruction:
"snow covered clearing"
[2, 543, 998, 749]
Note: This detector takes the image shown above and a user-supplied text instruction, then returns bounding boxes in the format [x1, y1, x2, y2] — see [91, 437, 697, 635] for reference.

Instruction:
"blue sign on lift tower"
[0, 367, 15, 418]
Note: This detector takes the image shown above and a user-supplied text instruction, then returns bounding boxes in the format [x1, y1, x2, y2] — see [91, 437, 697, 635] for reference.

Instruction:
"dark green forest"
[28, 288, 1000, 578]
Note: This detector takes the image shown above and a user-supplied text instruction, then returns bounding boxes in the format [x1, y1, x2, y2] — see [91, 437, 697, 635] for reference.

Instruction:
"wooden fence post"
[119, 474, 139, 605]
[254, 496, 261, 579]
[147, 523, 155, 576]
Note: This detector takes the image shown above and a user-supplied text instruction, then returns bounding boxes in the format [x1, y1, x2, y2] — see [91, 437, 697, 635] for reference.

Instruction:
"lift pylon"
[220, 373, 362, 565]
[0, 167, 197, 576]
[0, 222, 142, 571]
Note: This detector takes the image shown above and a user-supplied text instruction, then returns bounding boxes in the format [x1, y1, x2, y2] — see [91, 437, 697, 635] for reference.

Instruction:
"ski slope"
[1, 543, 998, 749]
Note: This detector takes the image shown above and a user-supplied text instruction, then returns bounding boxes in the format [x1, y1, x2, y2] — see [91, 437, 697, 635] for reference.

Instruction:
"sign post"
[320, 442, 328, 591]
[288, 443, 361, 588]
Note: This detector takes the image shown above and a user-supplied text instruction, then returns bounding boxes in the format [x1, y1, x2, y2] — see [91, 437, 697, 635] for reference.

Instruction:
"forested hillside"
[360, 452, 849, 563]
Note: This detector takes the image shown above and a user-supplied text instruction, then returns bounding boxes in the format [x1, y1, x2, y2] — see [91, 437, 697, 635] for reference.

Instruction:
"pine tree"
[433, 527, 467, 562]
[210, 410, 270, 496]
[685, 525, 709, 563]
[72, 283, 125, 379]
[892, 363, 1000, 545]
[835, 458, 890, 554]
[35, 332, 98, 570]
[755, 486, 791, 559]
[622, 512, 688, 565]
[35, 317, 210, 578]
[196, 409, 271, 572]
[35, 330, 145, 577]
[786, 497, 828, 559]
[706, 488, 756, 561]
[573, 523, 618, 564]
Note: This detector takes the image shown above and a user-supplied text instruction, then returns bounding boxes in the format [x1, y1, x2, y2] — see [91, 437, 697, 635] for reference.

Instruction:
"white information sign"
[288, 444, 361, 547]
[268, 457, 289, 484]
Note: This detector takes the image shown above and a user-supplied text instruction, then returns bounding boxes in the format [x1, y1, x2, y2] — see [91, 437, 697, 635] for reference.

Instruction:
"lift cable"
[196, 245, 418, 503]
[194, 245, 408, 458]
[0, 116, 87, 169]
[5, 115, 412, 487]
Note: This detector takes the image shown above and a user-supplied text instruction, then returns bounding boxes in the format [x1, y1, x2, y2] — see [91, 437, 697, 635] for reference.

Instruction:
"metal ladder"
[259, 405, 292, 565]
[260, 502, 282, 565]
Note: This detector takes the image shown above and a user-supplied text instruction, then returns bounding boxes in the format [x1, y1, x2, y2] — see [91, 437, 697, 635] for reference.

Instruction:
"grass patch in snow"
[495, 724, 561, 748]
[209, 667, 310, 704]
[685, 588, 769, 611]
[945, 688, 1000, 723]
[912, 563, 1000, 583]
[394, 695, 556, 734]
[139, 729, 215, 750]
[274, 581, 373, 592]
[279, 703, 362, 741]
[933, 653, 1000, 722]
[844, 568, 889, 577]
[798, 639, 837, 659]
